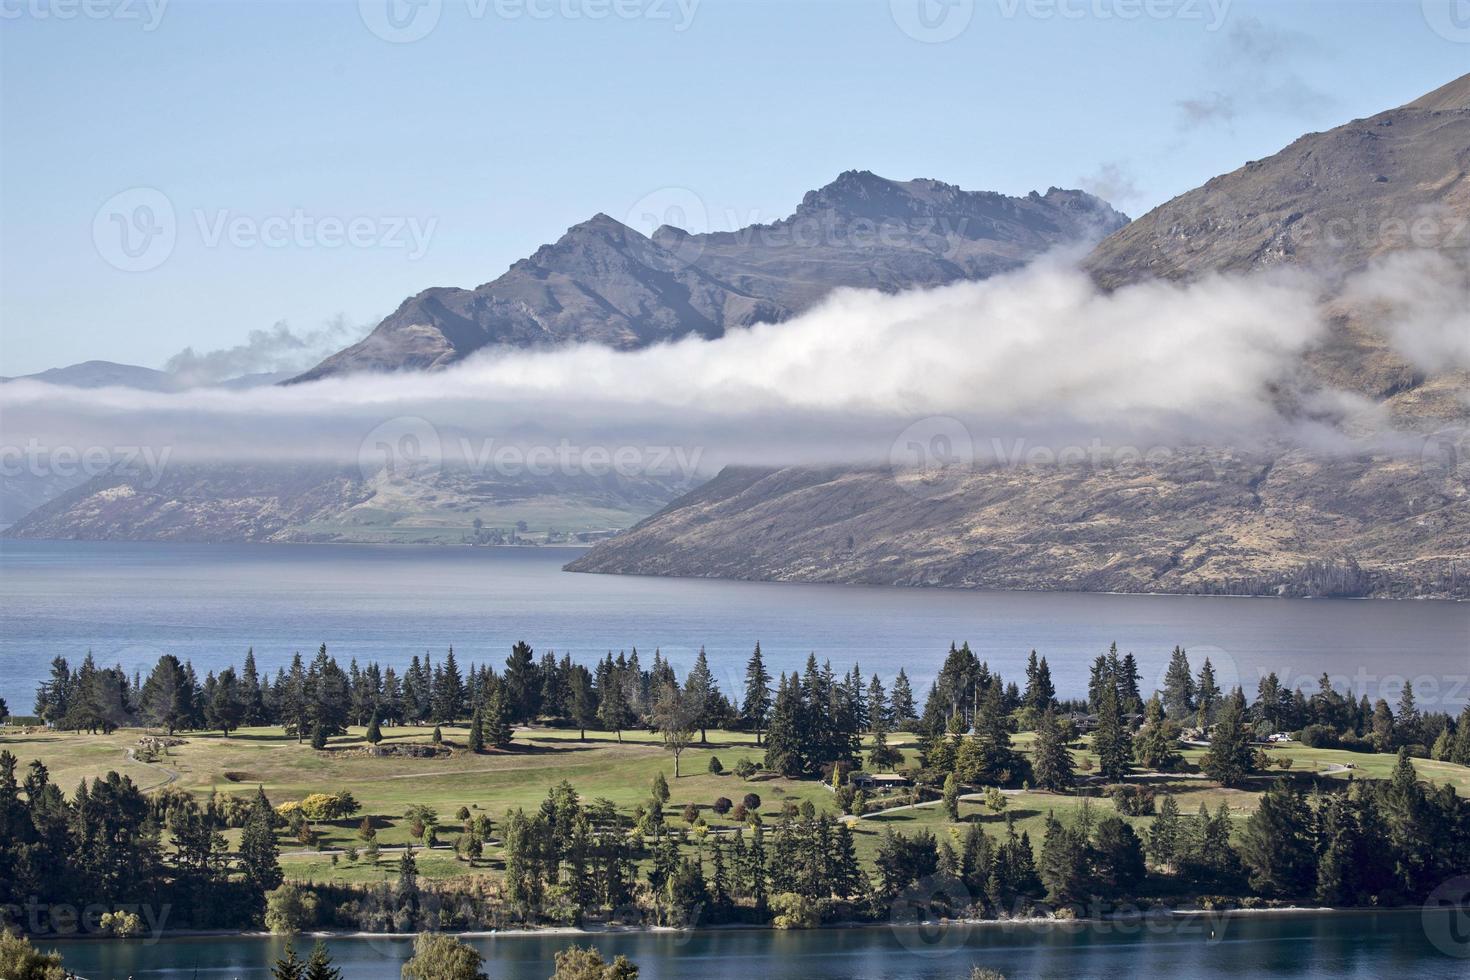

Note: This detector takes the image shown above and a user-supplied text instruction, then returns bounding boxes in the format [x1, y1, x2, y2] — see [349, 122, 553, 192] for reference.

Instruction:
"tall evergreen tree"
[742, 644, 773, 744]
[1092, 681, 1132, 781]
[1202, 689, 1255, 787]
[1031, 708, 1075, 792]
[1161, 646, 1195, 721]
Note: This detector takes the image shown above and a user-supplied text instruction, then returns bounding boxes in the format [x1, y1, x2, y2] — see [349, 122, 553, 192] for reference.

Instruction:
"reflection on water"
[48, 911, 1470, 979]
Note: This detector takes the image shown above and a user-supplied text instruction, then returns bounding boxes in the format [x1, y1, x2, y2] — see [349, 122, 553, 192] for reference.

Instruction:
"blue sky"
[1, 0, 1466, 376]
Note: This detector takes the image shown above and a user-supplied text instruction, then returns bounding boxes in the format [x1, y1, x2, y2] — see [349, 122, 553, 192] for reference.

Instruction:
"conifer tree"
[1202, 690, 1254, 787]
[304, 941, 342, 980]
[468, 705, 485, 753]
[742, 644, 773, 744]
[1031, 708, 1075, 792]
[1092, 682, 1131, 781]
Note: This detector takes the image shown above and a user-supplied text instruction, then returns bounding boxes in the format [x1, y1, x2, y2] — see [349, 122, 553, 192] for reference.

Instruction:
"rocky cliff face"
[568, 76, 1470, 598]
[292, 172, 1125, 381]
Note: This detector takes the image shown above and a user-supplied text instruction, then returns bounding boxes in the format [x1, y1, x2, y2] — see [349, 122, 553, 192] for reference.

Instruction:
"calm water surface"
[47, 912, 1470, 979]
[1, 540, 1466, 710]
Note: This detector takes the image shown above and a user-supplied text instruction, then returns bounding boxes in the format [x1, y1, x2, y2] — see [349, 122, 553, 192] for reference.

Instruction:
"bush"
[1111, 784, 1156, 816]
[1298, 725, 1338, 749]
[682, 803, 700, 824]
[99, 910, 144, 937]
[732, 803, 747, 822]
[401, 933, 487, 980]
[712, 796, 732, 815]
[1338, 733, 1374, 753]
[734, 758, 758, 780]
[742, 792, 762, 811]
[265, 883, 321, 934]
[708, 755, 724, 775]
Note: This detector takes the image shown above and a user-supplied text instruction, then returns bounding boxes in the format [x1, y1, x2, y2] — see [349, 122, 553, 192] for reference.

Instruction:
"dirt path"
[126, 745, 181, 792]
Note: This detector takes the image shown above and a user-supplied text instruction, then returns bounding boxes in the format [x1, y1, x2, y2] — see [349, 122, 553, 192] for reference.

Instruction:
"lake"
[45, 911, 1470, 978]
[1, 540, 1467, 712]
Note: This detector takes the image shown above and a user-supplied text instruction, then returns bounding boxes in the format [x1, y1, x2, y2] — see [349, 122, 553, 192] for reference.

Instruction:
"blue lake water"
[45, 911, 1470, 979]
[1, 539, 1467, 712]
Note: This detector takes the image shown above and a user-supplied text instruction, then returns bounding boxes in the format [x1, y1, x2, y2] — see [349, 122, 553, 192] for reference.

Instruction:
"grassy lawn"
[4, 724, 1467, 884]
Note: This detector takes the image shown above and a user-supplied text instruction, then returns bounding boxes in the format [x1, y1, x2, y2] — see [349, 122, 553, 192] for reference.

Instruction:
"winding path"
[126, 745, 181, 792]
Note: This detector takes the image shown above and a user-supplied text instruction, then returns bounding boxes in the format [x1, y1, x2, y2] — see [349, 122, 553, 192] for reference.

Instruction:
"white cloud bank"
[1, 251, 1461, 475]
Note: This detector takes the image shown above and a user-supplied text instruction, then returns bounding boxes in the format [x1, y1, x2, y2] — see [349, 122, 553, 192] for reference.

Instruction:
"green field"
[5, 723, 1468, 886]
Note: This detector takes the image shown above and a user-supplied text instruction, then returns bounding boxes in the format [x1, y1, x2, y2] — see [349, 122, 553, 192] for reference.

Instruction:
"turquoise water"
[2, 539, 1467, 712]
[46, 912, 1470, 978]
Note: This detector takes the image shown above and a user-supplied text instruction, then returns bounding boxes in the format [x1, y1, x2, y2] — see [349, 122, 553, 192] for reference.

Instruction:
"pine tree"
[365, 710, 383, 745]
[272, 941, 305, 980]
[742, 643, 773, 744]
[1133, 694, 1183, 771]
[1092, 682, 1131, 781]
[1238, 782, 1314, 897]
[684, 648, 717, 744]
[1161, 646, 1195, 721]
[1148, 794, 1182, 872]
[943, 773, 961, 821]
[1195, 658, 1221, 728]
[485, 687, 513, 749]
[468, 705, 485, 753]
[240, 790, 283, 892]
[1031, 708, 1075, 792]
[568, 665, 596, 741]
[304, 941, 343, 980]
[1038, 815, 1087, 904]
[890, 669, 917, 727]
[1201, 689, 1254, 788]
[763, 674, 804, 777]
[597, 661, 628, 743]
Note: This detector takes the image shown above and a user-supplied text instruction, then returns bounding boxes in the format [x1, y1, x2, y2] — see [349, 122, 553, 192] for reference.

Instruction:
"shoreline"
[39, 904, 1449, 946]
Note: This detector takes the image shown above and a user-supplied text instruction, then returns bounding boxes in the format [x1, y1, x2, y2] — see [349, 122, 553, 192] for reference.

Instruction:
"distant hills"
[8, 172, 1120, 540]
[567, 75, 1470, 599]
[291, 173, 1126, 381]
[1, 360, 291, 392]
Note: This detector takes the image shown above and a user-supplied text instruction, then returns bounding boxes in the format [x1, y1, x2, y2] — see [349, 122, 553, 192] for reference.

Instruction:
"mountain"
[292, 173, 1126, 381]
[568, 76, 1470, 599]
[2, 360, 180, 391]
[1085, 75, 1470, 287]
[1086, 74, 1470, 418]
[4, 464, 693, 545]
[2, 361, 295, 391]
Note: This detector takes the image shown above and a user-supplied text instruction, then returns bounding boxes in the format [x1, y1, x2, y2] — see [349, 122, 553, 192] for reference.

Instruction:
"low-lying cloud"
[163, 315, 368, 386]
[1, 251, 1460, 478]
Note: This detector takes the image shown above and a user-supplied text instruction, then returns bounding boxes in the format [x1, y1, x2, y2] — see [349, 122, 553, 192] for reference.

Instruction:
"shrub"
[264, 883, 321, 934]
[1299, 725, 1338, 749]
[1111, 784, 1156, 816]
[1337, 733, 1374, 753]
[732, 803, 747, 822]
[99, 910, 144, 937]
[682, 803, 700, 824]
[712, 796, 732, 815]
[456, 805, 471, 820]
[734, 758, 758, 780]
[742, 792, 762, 811]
